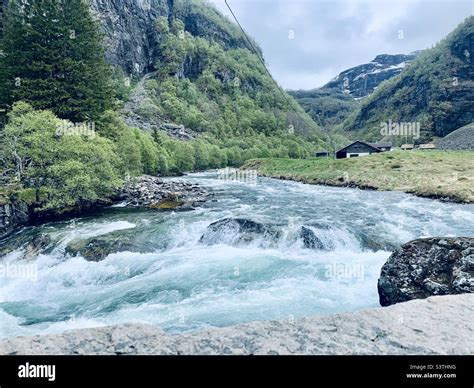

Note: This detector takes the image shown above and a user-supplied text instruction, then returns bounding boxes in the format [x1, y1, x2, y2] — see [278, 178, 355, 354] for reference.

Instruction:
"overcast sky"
[208, 0, 473, 90]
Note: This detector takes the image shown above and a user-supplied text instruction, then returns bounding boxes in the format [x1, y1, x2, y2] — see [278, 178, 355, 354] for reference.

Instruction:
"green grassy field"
[242, 150, 474, 203]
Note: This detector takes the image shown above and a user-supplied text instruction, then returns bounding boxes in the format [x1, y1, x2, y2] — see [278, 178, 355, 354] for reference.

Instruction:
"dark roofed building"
[368, 142, 392, 151]
[336, 141, 383, 159]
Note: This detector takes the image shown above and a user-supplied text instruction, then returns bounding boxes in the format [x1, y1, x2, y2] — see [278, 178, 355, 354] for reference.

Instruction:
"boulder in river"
[300, 226, 325, 250]
[65, 229, 167, 261]
[378, 237, 474, 306]
[200, 218, 281, 247]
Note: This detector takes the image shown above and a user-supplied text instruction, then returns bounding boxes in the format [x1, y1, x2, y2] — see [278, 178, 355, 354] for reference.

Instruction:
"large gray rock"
[199, 218, 281, 247]
[378, 237, 474, 306]
[0, 294, 472, 355]
[65, 227, 168, 261]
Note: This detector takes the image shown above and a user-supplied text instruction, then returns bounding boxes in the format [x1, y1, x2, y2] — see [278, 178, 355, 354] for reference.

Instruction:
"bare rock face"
[90, 0, 170, 78]
[378, 237, 474, 306]
[89, 0, 252, 80]
[0, 295, 472, 355]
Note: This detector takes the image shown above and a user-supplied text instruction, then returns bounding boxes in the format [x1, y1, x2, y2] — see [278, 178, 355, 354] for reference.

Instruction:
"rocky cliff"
[90, 0, 170, 77]
[89, 0, 253, 79]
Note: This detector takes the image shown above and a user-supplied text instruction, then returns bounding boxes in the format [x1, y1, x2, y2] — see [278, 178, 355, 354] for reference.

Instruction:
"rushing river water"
[1, 172, 473, 339]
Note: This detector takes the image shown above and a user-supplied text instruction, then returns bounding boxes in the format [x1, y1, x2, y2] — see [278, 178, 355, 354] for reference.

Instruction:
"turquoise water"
[1, 172, 473, 338]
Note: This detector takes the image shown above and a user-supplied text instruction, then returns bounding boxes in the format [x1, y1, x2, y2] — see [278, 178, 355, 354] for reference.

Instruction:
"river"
[1, 172, 473, 339]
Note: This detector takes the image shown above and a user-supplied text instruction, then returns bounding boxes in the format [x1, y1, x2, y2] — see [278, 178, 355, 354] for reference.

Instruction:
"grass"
[242, 150, 474, 203]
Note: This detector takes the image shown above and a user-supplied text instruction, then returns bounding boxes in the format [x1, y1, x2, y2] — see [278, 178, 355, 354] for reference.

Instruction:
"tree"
[0, 0, 114, 122]
[2, 102, 121, 210]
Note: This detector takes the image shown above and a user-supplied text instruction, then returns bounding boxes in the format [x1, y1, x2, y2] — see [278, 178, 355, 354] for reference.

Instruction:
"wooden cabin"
[336, 141, 387, 159]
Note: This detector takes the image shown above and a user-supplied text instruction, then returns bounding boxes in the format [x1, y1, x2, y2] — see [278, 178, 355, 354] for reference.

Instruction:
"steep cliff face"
[90, 0, 171, 77]
[89, 0, 253, 79]
[88, 0, 320, 140]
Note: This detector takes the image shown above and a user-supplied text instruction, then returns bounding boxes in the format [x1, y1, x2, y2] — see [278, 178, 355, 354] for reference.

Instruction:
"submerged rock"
[0, 232, 51, 260]
[65, 229, 167, 262]
[200, 218, 281, 247]
[378, 237, 474, 306]
[358, 234, 398, 252]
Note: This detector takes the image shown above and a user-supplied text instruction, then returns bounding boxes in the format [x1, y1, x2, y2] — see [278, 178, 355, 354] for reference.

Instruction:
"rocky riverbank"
[0, 201, 30, 240]
[117, 175, 211, 210]
[0, 294, 472, 355]
[0, 176, 211, 241]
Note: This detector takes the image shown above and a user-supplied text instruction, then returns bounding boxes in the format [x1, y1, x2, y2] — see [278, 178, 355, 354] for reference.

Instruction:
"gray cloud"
[208, 0, 473, 89]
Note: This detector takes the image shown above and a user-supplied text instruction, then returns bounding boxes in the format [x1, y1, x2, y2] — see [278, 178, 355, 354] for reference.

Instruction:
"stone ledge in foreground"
[1, 294, 473, 355]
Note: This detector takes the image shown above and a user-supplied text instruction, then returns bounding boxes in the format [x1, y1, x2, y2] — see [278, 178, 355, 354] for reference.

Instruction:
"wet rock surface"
[199, 218, 281, 247]
[65, 228, 168, 262]
[300, 226, 326, 250]
[378, 237, 474, 306]
[0, 232, 51, 260]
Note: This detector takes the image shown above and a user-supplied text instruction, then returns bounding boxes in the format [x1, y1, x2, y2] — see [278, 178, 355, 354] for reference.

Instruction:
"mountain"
[89, 0, 257, 79]
[288, 88, 360, 131]
[288, 53, 420, 130]
[323, 53, 421, 99]
[342, 17, 474, 142]
[0, 0, 329, 219]
[86, 0, 322, 142]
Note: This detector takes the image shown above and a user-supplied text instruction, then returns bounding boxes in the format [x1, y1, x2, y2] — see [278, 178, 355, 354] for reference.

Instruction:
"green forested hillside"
[0, 0, 328, 212]
[288, 88, 360, 131]
[342, 16, 473, 142]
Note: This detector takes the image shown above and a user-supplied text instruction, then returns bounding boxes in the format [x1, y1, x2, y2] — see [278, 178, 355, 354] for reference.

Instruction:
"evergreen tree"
[0, 0, 113, 122]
